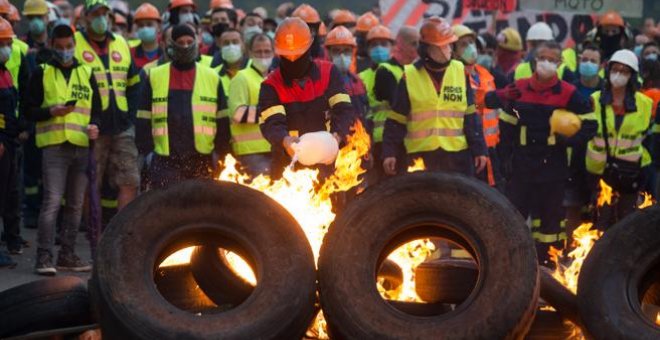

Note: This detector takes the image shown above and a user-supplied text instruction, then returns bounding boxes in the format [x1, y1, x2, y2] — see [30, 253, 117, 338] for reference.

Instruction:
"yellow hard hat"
[452, 24, 475, 39]
[550, 109, 582, 137]
[497, 27, 522, 52]
[23, 0, 49, 16]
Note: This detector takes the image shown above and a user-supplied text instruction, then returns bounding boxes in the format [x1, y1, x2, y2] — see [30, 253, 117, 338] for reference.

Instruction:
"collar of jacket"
[599, 87, 638, 113]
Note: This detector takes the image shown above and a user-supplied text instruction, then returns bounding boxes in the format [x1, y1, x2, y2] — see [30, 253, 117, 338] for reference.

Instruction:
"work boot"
[0, 251, 17, 269]
[35, 249, 57, 275]
[56, 250, 92, 272]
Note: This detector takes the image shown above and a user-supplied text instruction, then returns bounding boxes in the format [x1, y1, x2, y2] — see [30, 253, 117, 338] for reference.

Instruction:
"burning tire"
[90, 180, 317, 339]
[525, 310, 575, 340]
[415, 258, 478, 304]
[154, 263, 218, 312]
[318, 172, 539, 339]
[539, 267, 581, 327]
[0, 276, 92, 337]
[578, 204, 660, 339]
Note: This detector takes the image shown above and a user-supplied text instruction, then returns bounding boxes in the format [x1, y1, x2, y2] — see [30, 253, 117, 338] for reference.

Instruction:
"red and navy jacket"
[130, 44, 162, 70]
[0, 64, 19, 147]
[485, 75, 596, 182]
[341, 72, 369, 124]
[258, 59, 355, 150]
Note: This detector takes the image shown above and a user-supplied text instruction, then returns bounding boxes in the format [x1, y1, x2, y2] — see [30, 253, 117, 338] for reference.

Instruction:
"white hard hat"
[527, 22, 554, 41]
[608, 49, 639, 73]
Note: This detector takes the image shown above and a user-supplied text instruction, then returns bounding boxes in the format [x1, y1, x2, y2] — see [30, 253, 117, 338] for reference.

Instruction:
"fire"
[159, 247, 256, 285]
[656, 313, 660, 326]
[638, 192, 656, 209]
[407, 157, 426, 172]
[597, 179, 613, 207]
[377, 239, 436, 302]
[550, 223, 602, 294]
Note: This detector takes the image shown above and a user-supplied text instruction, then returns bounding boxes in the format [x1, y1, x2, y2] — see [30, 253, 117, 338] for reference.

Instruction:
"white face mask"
[221, 44, 243, 63]
[178, 13, 195, 25]
[536, 60, 558, 78]
[252, 57, 273, 73]
[609, 71, 630, 88]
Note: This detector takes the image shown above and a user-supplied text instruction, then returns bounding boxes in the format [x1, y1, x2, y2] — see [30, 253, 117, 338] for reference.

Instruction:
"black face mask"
[168, 42, 198, 66]
[600, 32, 622, 60]
[418, 43, 450, 70]
[212, 23, 229, 37]
[280, 50, 312, 80]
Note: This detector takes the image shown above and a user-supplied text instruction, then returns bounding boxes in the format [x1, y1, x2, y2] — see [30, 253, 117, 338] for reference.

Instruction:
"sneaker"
[8, 244, 22, 255]
[0, 251, 17, 269]
[56, 251, 92, 272]
[35, 250, 57, 275]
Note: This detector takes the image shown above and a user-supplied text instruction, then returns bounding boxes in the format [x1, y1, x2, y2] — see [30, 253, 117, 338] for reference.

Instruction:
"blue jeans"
[37, 143, 89, 254]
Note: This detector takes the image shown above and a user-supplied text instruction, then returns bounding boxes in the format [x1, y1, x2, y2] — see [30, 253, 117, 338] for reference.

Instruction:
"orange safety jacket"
[469, 64, 499, 148]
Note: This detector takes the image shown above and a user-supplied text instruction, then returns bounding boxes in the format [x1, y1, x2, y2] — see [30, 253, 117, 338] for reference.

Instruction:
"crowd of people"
[0, 0, 659, 272]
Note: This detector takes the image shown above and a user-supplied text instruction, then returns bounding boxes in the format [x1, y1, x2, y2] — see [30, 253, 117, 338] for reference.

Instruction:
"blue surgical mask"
[53, 48, 75, 64]
[29, 18, 46, 35]
[634, 45, 643, 57]
[90, 15, 109, 35]
[332, 53, 352, 73]
[137, 27, 157, 44]
[461, 43, 478, 64]
[645, 53, 658, 61]
[178, 13, 195, 25]
[221, 44, 243, 63]
[202, 31, 213, 46]
[266, 31, 275, 40]
[243, 25, 263, 44]
[0, 46, 11, 63]
[579, 61, 599, 78]
[476, 54, 493, 69]
[369, 46, 390, 64]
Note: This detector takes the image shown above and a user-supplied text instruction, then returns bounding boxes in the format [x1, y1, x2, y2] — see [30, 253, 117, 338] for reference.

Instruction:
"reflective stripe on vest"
[471, 64, 499, 147]
[404, 60, 469, 153]
[228, 66, 270, 155]
[359, 62, 403, 143]
[149, 62, 219, 156]
[585, 91, 653, 175]
[514, 61, 567, 81]
[74, 32, 132, 111]
[36, 64, 94, 148]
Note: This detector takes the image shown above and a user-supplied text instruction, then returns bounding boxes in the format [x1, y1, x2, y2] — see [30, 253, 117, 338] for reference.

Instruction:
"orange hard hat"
[169, 0, 196, 10]
[8, 4, 19, 22]
[325, 25, 356, 47]
[0, 17, 14, 39]
[367, 25, 393, 42]
[356, 12, 379, 33]
[113, 11, 127, 25]
[134, 3, 161, 22]
[332, 10, 356, 26]
[599, 10, 624, 27]
[275, 17, 313, 61]
[0, 0, 10, 15]
[318, 21, 327, 37]
[209, 0, 232, 9]
[292, 3, 320, 24]
[420, 16, 457, 47]
[74, 4, 83, 19]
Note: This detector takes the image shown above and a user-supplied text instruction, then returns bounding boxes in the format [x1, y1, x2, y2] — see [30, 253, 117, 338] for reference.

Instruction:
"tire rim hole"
[637, 260, 660, 328]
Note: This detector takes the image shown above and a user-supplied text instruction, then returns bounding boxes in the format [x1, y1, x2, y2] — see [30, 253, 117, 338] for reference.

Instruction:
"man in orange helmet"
[596, 11, 630, 61]
[382, 17, 488, 178]
[291, 4, 325, 60]
[168, 0, 196, 26]
[258, 17, 356, 178]
[131, 3, 162, 70]
[331, 10, 357, 33]
[355, 12, 379, 72]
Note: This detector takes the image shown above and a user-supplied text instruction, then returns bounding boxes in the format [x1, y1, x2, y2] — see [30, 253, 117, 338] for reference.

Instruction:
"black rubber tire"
[90, 179, 317, 340]
[318, 172, 539, 339]
[154, 263, 219, 312]
[377, 259, 404, 291]
[578, 204, 660, 340]
[189, 246, 254, 307]
[539, 267, 581, 327]
[414, 258, 478, 304]
[0, 276, 92, 337]
[524, 310, 575, 340]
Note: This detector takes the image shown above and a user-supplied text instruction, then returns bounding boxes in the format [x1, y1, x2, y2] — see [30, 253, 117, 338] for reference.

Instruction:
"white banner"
[519, 0, 643, 18]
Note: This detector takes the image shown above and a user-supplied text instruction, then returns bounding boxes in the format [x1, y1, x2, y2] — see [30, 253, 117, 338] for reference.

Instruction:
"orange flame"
[377, 239, 436, 302]
[597, 179, 613, 207]
[407, 157, 426, 173]
[550, 223, 602, 294]
[638, 192, 656, 209]
[656, 312, 660, 326]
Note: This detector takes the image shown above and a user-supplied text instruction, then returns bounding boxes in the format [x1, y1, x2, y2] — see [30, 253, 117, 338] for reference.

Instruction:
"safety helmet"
[0, 0, 10, 15]
[0, 16, 13, 39]
[274, 17, 313, 61]
[420, 16, 457, 47]
[527, 22, 553, 41]
[134, 3, 161, 22]
[356, 12, 379, 33]
[452, 24, 475, 40]
[113, 11, 127, 25]
[497, 27, 523, 51]
[366, 25, 393, 42]
[550, 109, 582, 138]
[325, 25, 356, 47]
[332, 9, 356, 26]
[609, 49, 639, 73]
[23, 0, 49, 16]
[292, 4, 320, 24]
[318, 21, 327, 37]
[209, 0, 232, 9]
[169, 0, 196, 10]
[7, 4, 20, 23]
[599, 11, 624, 28]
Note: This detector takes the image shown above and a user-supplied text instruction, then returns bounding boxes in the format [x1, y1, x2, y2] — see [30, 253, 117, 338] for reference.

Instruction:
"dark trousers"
[21, 134, 42, 227]
[411, 149, 474, 177]
[149, 154, 213, 190]
[0, 144, 21, 250]
[507, 179, 566, 266]
[589, 175, 639, 232]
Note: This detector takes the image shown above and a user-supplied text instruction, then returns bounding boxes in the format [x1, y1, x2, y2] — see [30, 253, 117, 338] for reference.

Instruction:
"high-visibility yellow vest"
[562, 48, 577, 73]
[586, 91, 653, 175]
[74, 31, 137, 111]
[514, 61, 567, 81]
[6, 39, 27, 89]
[359, 62, 403, 143]
[227, 65, 270, 155]
[147, 62, 220, 156]
[199, 54, 213, 67]
[36, 64, 94, 148]
[128, 38, 141, 48]
[402, 60, 470, 153]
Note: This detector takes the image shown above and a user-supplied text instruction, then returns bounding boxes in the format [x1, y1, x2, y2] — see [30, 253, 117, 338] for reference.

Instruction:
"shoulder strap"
[599, 100, 611, 163]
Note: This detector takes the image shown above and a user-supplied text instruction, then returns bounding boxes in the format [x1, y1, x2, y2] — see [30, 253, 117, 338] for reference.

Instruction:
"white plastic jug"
[292, 131, 339, 166]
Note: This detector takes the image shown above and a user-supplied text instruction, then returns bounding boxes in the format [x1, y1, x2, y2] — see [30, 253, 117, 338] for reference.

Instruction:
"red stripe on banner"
[405, 2, 429, 26]
[382, 0, 408, 26]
